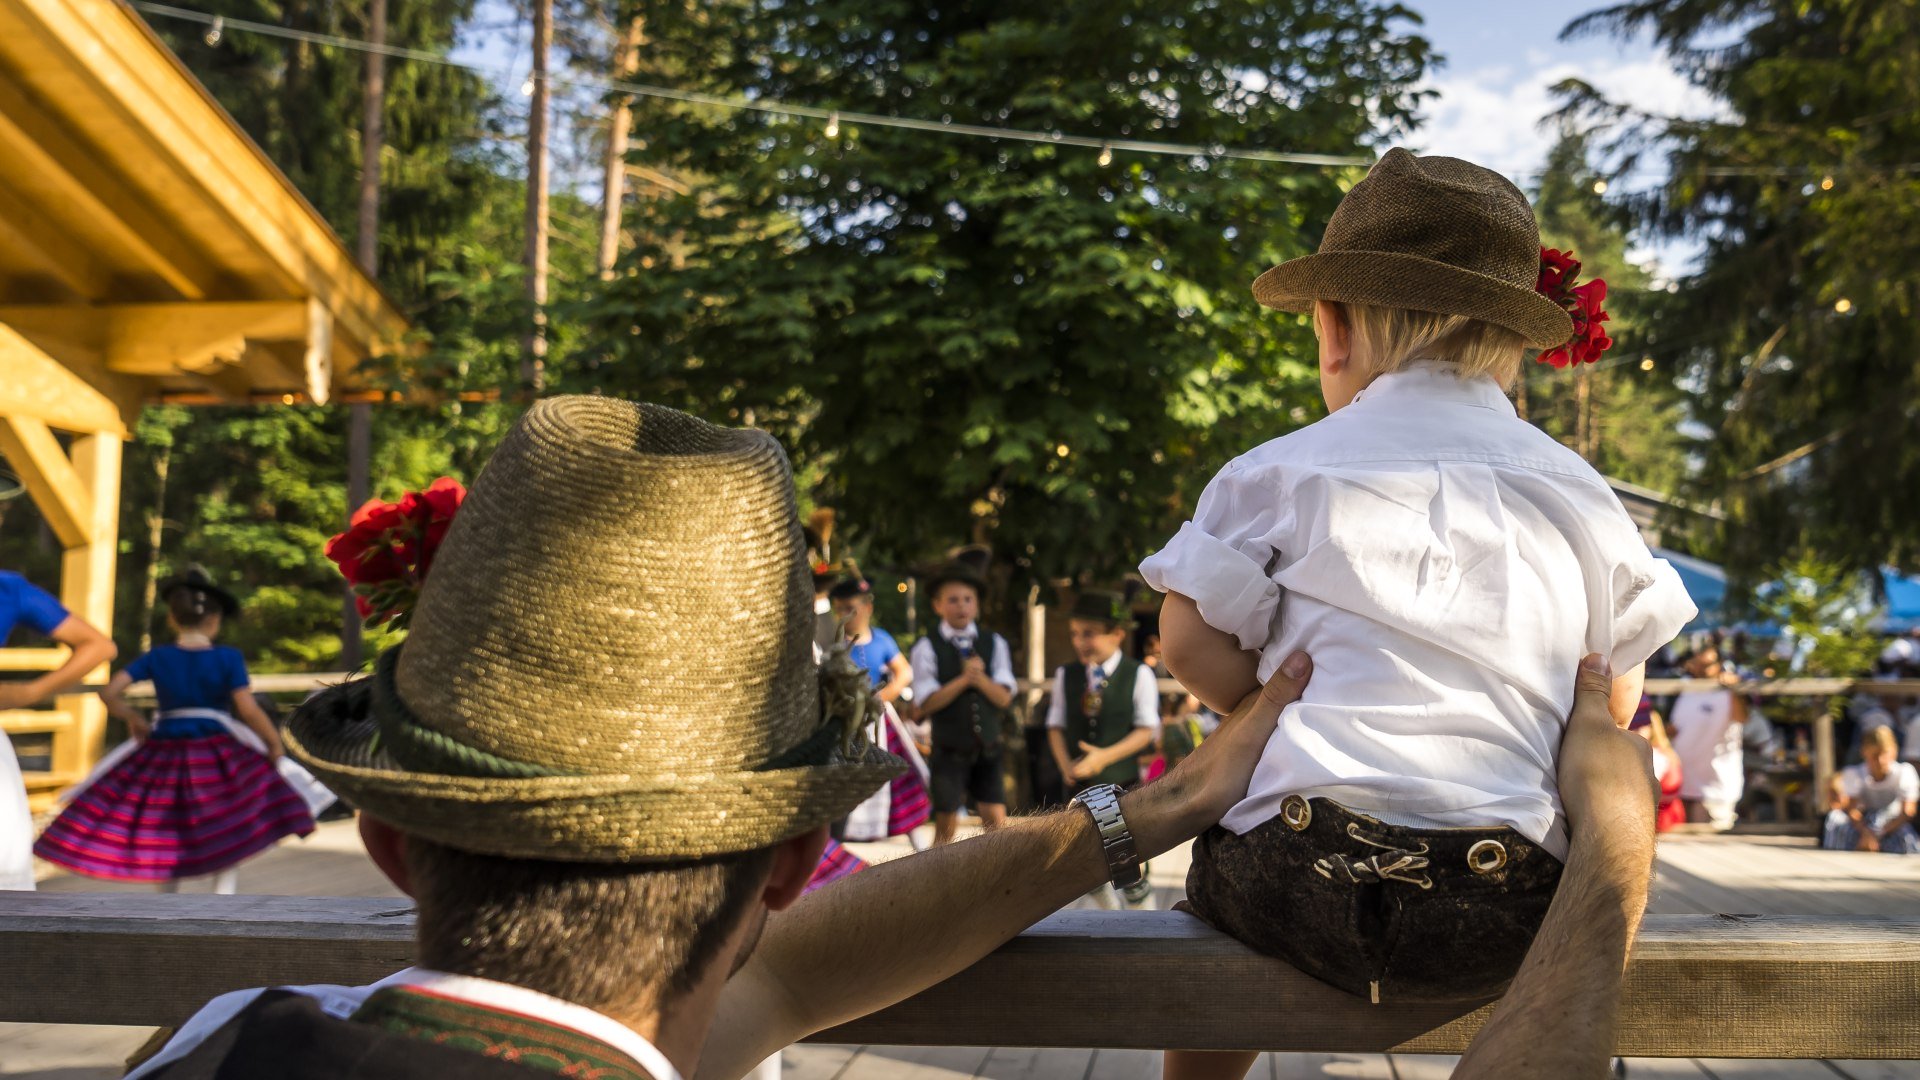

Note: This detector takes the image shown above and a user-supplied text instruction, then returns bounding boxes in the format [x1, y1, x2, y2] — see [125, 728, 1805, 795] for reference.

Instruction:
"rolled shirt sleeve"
[988, 633, 1018, 694]
[1139, 462, 1288, 653]
[1131, 663, 1162, 734]
[908, 637, 941, 704]
[1044, 669, 1068, 730]
[1609, 555, 1699, 674]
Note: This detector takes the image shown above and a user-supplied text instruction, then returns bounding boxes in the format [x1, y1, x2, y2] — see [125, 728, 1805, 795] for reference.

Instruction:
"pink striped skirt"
[34, 726, 316, 882]
[804, 838, 869, 895]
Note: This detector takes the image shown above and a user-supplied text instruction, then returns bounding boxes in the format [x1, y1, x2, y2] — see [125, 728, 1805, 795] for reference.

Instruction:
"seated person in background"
[1630, 698, 1686, 834]
[1822, 726, 1920, 855]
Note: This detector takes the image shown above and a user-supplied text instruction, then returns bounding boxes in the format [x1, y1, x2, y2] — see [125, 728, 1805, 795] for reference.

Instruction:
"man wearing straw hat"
[124, 398, 1662, 1080]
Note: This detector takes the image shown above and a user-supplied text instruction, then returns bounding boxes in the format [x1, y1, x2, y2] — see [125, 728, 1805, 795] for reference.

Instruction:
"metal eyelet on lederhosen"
[1280, 794, 1312, 831]
[1466, 838, 1508, 875]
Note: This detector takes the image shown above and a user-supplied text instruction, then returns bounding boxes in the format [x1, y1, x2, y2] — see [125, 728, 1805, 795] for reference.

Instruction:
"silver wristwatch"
[1071, 783, 1142, 889]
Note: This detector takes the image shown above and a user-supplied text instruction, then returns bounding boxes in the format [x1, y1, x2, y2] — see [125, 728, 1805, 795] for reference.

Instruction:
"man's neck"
[943, 620, 975, 635]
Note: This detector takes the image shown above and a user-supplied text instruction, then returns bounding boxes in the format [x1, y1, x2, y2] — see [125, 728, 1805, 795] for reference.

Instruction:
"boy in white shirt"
[1141, 149, 1696, 1080]
[908, 560, 1019, 844]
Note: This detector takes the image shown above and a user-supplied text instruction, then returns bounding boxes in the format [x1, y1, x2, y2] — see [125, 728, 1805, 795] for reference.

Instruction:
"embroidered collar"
[356, 969, 682, 1080]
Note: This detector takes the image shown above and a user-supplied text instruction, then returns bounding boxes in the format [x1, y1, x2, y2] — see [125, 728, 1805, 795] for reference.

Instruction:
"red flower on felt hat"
[326, 477, 467, 629]
[1534, 247, 1614, 368]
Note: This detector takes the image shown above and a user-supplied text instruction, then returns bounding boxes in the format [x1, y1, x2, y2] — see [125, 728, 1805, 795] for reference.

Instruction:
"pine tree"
[1561, 0, 1920, 581]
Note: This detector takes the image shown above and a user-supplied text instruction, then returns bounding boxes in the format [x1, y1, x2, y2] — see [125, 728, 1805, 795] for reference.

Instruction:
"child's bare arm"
[1608, 663, 1645, 728]
[1159, 592, 1260, 715]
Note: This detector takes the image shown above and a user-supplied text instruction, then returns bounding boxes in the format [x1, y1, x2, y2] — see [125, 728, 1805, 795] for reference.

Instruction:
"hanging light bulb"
[1097, 143, 1113, 167]
[825, 111, 840, 139]
[1834, 297, 1853, 314]
[1820, 174, 1835, 191]
[1591, 178, 1609, 195]
[204, 15, 223, 45]
[520, 73, 536, 97]
[1639, 357, 1655, 371]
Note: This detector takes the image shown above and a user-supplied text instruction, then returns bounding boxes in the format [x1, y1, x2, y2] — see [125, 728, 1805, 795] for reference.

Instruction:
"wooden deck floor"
[4, 823, 1919, 1079]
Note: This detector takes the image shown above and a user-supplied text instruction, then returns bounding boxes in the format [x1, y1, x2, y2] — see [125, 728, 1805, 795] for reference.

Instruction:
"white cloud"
[1410, 52, 1723, 275]
[1411, 53, 1721, 185]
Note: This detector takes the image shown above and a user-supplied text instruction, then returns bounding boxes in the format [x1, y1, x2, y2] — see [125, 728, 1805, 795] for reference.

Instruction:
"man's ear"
[359, 814, 418, 899]
[761, 825, 831, 912]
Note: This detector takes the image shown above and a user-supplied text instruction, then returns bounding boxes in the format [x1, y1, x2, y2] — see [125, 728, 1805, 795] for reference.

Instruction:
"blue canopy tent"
[1653, 547, 1729, 631]
[1880, 568, 1920, 633]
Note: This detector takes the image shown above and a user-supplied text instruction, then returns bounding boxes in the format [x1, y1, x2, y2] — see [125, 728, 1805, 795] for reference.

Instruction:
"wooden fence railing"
[0, 895, 1914, 1058]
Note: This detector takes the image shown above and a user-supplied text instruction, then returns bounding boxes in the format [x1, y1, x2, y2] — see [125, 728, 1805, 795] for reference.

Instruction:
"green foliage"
[571, 0, 1432, 582]
[1526, 126, 1693, 501]
[1759, 553, 1880, 680]
[1560, 0, 1920, 583]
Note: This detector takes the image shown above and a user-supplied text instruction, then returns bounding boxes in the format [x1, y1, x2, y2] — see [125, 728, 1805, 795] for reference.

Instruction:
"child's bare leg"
[1164, 1049, 1260, 1080]
[932, 811, 960, 845]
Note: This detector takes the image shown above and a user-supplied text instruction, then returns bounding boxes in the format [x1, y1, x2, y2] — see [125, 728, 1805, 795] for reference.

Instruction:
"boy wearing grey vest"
[908, 562, 1018, 844]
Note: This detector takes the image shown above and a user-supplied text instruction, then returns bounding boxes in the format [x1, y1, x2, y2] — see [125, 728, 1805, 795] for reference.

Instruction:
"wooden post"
[51, 431, 119, 776]
[1812, 711, 1834, 813]
[1024, 586, 1046, 713]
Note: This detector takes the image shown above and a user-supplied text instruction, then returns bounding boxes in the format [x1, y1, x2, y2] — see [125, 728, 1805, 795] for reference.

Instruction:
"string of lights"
[130, 0, 1370, 167]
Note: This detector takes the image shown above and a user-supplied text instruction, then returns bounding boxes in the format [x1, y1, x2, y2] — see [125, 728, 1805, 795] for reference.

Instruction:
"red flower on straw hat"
[326, 477, 467, 629]
[1535, 247, 1614, 368]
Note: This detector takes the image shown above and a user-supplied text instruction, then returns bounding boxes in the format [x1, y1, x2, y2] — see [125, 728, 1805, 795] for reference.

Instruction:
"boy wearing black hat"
[908, 562, 1017, 844]
[1046, 590, 1161, 906]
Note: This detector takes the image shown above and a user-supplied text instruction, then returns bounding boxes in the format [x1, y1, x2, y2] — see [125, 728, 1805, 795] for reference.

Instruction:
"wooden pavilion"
[0, 0, 406, 806]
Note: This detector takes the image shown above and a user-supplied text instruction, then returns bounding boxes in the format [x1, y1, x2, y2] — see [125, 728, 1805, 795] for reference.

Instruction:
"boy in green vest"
[1046, 590, 1162, 906]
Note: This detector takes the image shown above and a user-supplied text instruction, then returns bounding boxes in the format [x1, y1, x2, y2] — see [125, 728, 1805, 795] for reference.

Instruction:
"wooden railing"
[0, 895, 1914, 1058]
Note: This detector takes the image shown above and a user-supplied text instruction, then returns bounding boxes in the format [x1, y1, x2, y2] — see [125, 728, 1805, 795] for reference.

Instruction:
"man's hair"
[294, 676, 780, 1010]
[406, 835, 776, 1009]
[1863, 725, 1898, 755]
[1339, 302, 1528, 385]
[1068, 615, 1122, 633]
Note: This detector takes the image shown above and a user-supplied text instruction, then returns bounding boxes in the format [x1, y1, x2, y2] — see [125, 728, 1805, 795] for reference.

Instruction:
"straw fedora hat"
[1251, 148, 1575, 349]
[286, 396, 903, 862]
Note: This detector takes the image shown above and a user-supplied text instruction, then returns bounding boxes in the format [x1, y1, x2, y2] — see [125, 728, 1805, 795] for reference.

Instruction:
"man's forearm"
[710, 777, 1201, 1076]
[1451, 811, 1653, 1079]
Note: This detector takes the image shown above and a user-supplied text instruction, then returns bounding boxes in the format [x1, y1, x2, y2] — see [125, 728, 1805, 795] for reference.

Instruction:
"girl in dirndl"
[33, 568, 326, 892]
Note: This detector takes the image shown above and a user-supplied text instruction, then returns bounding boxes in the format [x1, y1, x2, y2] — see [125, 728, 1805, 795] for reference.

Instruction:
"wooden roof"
[0, 0, 407, 433]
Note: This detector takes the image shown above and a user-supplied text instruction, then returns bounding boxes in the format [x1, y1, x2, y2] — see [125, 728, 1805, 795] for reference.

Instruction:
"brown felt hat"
[1251, 148, 1575, 349]
[285, 396, 903, 862]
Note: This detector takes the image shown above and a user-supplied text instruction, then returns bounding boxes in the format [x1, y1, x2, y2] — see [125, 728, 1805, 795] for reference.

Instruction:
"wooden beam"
[0, 173, 109, 298]
[0, 899, 1914, 1059]
[0, 647, 70, 672]
[304, 298, 336, 405]
[101, 301, 310, 376]
[52, 431, 119, 775]
[0, 321, 127, 436]
[0, 416, 92, 546]
[0, 67, 213, 299]
[0, 0, 408, 354]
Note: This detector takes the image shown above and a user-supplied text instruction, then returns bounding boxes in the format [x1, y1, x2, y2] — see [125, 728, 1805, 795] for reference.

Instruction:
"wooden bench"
[2, 895, 1915, 1058]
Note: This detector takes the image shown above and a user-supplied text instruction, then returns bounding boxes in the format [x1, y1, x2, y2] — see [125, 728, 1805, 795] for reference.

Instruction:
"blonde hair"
[1338, 302, 1528, 386]
[1863, 725, 1899, 755]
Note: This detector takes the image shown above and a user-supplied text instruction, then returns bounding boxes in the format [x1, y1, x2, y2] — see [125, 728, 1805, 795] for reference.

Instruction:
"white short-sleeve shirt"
[1045, 651, 1162, 735]
[1139, 362, 1697, 857]
[1838, 761, 1920, 817]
